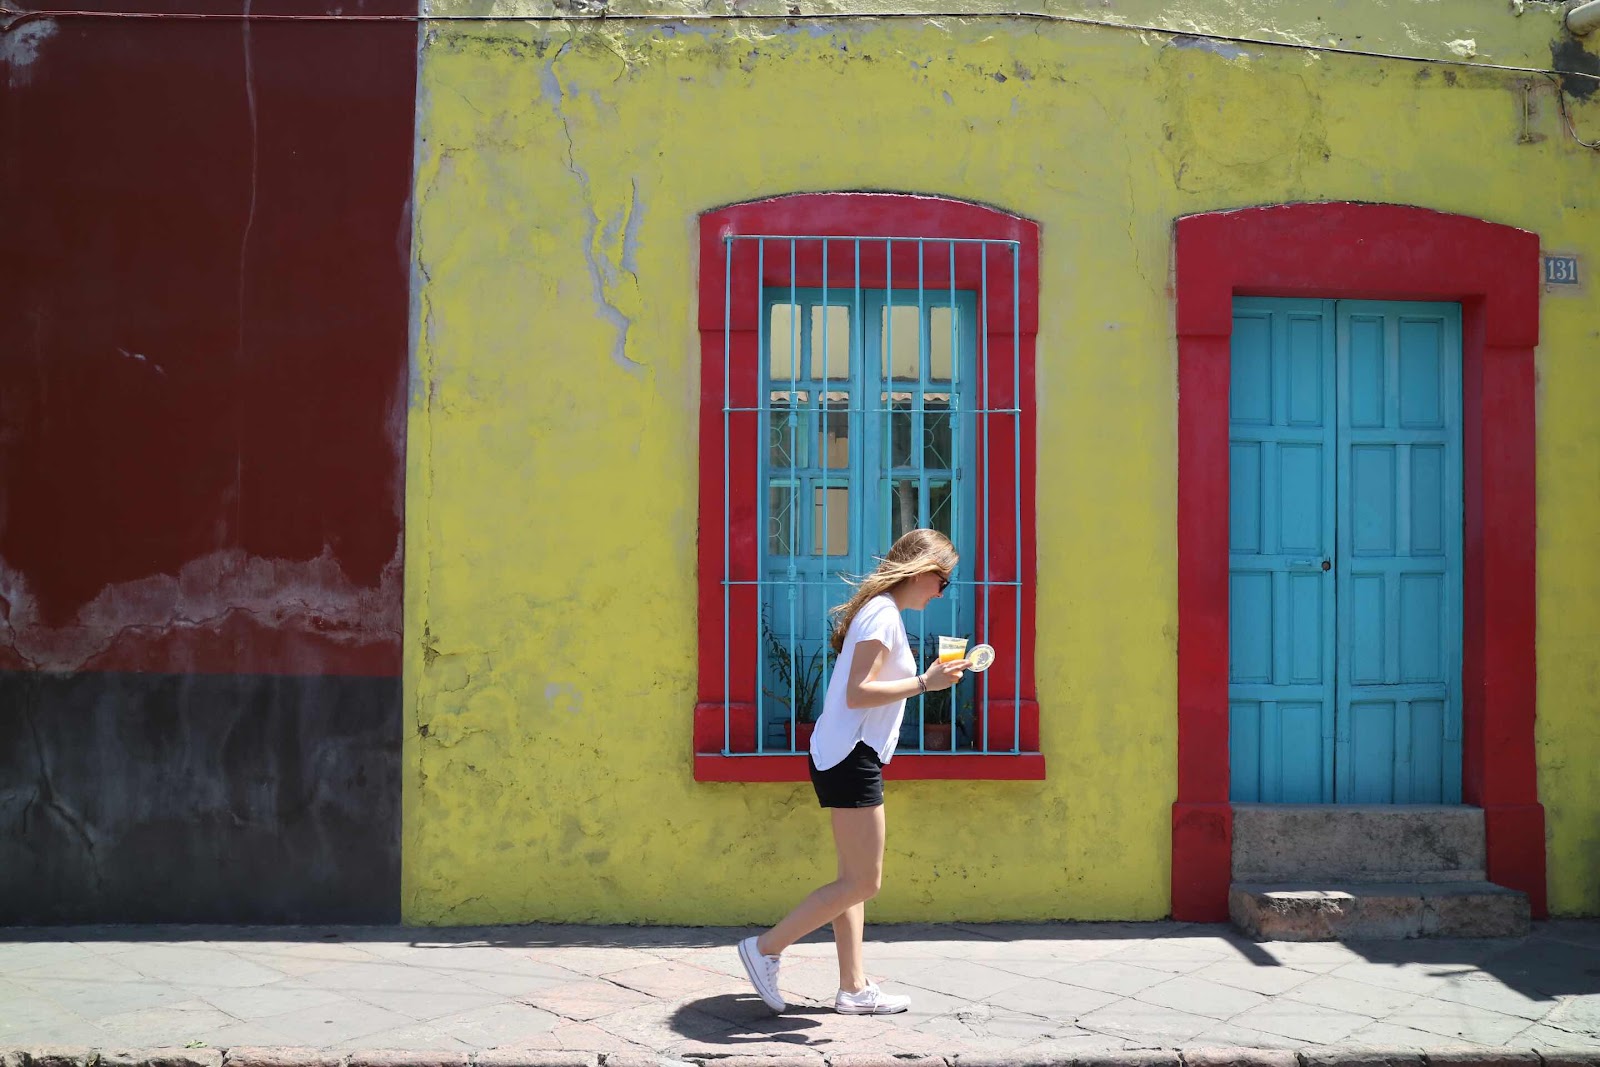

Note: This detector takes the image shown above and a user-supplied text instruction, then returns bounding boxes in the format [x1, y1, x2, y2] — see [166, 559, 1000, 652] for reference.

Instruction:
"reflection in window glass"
[768, 484, 795, 556]
[819, 394, 849, 468]
[812, 485, 849, 556]
[814, 306, 851, 381]
[881, 305, 921, 381]
[890, 401, 913, 468]
[769, 305, 799, 380]
[889, 478, 919, 542]
[889, 479, 955, 542]
[925, 397, 953, 469]
[930, 306, 955, 382]
[928, 480, 953, 536]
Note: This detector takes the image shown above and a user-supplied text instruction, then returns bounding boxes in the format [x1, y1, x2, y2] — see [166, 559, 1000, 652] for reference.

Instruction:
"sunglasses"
[936, 572, 951, 593]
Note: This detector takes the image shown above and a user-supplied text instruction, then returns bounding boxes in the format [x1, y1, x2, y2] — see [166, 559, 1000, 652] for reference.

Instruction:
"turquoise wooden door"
[1230, 298, 1463, 804]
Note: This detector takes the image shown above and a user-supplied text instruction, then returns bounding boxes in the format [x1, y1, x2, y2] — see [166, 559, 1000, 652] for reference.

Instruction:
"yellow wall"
[404, 5, 1600, 922]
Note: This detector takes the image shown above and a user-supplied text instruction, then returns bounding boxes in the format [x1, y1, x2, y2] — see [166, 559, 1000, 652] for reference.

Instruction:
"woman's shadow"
[671, 993, 832, 1045]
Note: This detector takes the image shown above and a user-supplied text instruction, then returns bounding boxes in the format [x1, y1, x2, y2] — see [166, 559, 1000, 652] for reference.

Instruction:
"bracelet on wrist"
[916, 673, 927, 694]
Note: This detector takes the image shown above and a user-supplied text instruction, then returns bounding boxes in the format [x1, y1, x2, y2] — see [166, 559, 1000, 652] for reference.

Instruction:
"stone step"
[1230, 880, 1530, 941]
[1233, 804, 1486, 883]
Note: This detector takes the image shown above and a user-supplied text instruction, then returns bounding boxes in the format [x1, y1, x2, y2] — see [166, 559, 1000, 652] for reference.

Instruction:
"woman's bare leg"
[832, 901, 867, 992]
[755, 805, 885, 959]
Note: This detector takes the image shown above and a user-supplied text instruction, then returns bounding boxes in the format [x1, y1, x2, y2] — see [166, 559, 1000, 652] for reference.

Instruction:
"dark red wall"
[0, 0, 417, 922]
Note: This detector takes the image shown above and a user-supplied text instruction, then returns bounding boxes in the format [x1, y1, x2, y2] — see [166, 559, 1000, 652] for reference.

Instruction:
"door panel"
[1335, 301, 1463, 804]
[1228, 299, 1337, 803]
[1230, 298, 1462, 804]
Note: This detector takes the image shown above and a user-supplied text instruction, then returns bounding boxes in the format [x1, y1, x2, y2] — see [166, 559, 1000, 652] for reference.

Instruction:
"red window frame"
[1171, 202, 1547, 920]
[693, 193, 1044, 782]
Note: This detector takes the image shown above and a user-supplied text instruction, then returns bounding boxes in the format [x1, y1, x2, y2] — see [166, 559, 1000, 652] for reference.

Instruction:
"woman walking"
[738, 528, 969, 1015]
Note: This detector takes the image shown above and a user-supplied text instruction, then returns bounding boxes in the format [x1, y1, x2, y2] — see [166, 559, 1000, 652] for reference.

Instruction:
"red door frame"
[1171, 202, 1547, 921]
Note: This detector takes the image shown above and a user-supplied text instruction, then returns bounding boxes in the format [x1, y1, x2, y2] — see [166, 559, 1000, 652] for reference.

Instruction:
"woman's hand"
[921, 659, 970, 692]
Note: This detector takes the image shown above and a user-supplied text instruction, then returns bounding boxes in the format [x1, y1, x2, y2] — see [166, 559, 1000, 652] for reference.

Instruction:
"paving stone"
[691, 1057, 821, 1067]
[830, 1056, 943, 1067]
[984, 978, 1120, 1020]
[1284, 975, 1420, 1020]
[1135, 975, 1268, 1020]
[222, 1047, 344, 1067]
[1074, 1001, 1216, 1045]
[347, 1052, 470, 1067]
[544, 1029, 640, 1056]
[1340, 1021, 1469, 1049]
[1075, 1052, 1181, 1067]
[1325, 963, 1464, 999]
[1541, 1054, 1600, 1067]
[101, 1050, 224, 1067]
[517, 982, 655, 1023]
[1186, 1024, 1305, 1051]
[1043, 963, 1172, 998]
[1185, 961, 1318, 998]
[1226, 1001, 1375, 1044]
[1181, 1049, 1298, 1067]
[473, 1054, 598, 1067]
[26, 1048, 99, 1067]
[1429, 981, 1556, 1023]
[952, 1053, 1085, 1067]
[1419, 1050, 1538, 1067]
[1380, 999, 1532, 1046]
[1297, 1051, 1424, 1067]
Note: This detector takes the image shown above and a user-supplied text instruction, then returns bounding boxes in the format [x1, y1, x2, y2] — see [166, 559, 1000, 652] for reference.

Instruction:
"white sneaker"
[834, 982, 911, 1014]
[737, 936, 786, 1012]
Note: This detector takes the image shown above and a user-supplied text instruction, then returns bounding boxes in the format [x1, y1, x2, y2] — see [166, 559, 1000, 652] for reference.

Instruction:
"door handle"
[1289, 559, 1333, 572]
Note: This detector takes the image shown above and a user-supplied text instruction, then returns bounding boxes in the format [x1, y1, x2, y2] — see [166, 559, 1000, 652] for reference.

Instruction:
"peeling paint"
[0, 544, 403, 673]
[114, 347, 167, 376]
[0, 16, 56, 88]
[1169, 34, 1251, 60]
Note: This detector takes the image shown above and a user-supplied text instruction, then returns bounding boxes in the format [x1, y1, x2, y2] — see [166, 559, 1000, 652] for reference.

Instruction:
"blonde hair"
[828, 528, 959, 653]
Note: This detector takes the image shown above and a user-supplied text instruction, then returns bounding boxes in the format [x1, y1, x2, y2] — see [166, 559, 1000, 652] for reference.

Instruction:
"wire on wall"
[3, 3, 1598, 148]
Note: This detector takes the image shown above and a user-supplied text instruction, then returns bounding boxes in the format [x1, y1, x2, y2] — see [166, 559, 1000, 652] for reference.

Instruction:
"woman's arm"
[844, 639, 968, 710]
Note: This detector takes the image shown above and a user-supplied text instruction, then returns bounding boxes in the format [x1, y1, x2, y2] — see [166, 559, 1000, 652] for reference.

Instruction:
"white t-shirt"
[809, 594, 918, 770]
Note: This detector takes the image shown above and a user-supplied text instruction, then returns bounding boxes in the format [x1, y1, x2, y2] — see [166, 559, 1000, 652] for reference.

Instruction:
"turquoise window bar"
[719, 236, 1025, 758]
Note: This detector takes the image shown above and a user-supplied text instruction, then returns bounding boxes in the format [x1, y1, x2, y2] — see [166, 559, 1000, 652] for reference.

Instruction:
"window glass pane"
[768, 391, 806, 468]
[886, 394, 914, 467]
[812, 485, 849, 556]
[814, 306, 850, 382]
[929, 306, 955, 383]
[881, 305, 921, 382]
[769, 304, 799, 380]
[819, 393, 849, 468]
[768, 483, 796, 557]
[925, 395, 952, 469]
[928, 479, 953, 537]
[889, 478, 922, 542]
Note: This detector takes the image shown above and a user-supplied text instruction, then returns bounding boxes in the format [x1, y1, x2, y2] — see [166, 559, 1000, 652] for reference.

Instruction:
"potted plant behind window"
[921, 686, 954, 751]
[905, 631, 958, 751]
[761, 613, 826, 751]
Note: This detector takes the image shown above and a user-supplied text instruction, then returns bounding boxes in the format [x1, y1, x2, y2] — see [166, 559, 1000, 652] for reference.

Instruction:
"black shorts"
[808, 741, 885, 809]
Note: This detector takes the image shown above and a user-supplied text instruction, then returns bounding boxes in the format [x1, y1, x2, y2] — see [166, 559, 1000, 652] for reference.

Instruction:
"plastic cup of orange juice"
[937, 636, 968, 664]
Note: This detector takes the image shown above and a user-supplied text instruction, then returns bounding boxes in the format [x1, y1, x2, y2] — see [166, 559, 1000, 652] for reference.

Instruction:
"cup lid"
[967, 644, 996, 672]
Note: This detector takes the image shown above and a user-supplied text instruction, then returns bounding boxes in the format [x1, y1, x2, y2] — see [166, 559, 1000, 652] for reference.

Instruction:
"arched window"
[692, 193, 1043, 782]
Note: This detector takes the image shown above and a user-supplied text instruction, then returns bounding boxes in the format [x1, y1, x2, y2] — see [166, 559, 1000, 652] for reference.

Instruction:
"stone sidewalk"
[3, 921, 1600, 1063]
